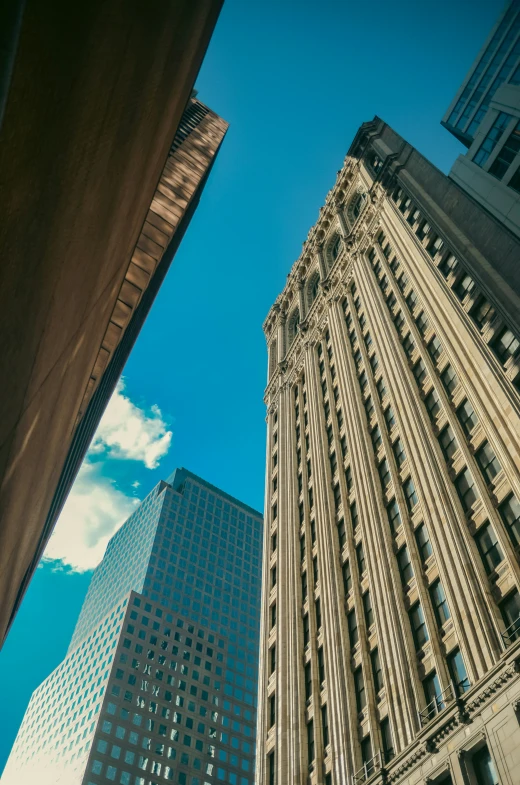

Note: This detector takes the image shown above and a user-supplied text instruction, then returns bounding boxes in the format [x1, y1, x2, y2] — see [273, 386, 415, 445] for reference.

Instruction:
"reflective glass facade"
[2, 469, 263, 785]
[442, 1, 520, 146]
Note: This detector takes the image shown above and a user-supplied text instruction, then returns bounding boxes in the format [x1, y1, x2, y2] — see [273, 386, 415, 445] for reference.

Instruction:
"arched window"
[347, 191, 367, 225]
[331, 235, 342, 261]
[307, 272, 320, 308]
[287, 309, 300, 345]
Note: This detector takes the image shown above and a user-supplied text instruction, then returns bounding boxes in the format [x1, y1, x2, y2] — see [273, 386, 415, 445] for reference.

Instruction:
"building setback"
[2, 469, 262, 785]
[257, 117, 520, 785]
[442, 0, 520, 236]
[0, 89, 228, 648]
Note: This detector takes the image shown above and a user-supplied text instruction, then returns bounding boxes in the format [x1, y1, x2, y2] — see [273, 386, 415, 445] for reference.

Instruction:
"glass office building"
[2, 469, 263, 785]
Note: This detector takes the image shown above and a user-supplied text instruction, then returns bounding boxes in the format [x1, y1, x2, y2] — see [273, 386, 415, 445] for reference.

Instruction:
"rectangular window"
[470, 295, 496, 330]
[406, 290, 418, 311]
[415, 523, 433, 564]
[438, 252, 458, 278]
[397, 545, 414, 585]
[361, 736, 373, 769]
[341, 434, 348, 458]
[303, 613, 310, 646]
[371, 648, 383, 693]
[333, 483, 342, 511]
[498, 494, 520, 548]
[363, 591, 374, 628]
[473, 111, 512, 168]
[354, 667, 366, 712]
[456, 399, 478, 436]
[348, 610, 359, 647]
[384, 406, 396, 431]
[394, 311, 406, 332]
[393, 438, 406, 468]
[447, 647, 470, 695]
[330, 451, 337, 476]
[439, 425, 458, 461]
[269, 695, 276, 728]
[271, 603, 277, 629]
[489, 119, 520, 179]
[371, 425, 383, 451]
[305, 662, 312, 700]
[500, 589, 520, 644]
[416, 311, 429, 336]
[343, 560, 352, 594]
[403, 478, 418, 512]
[337, 518, 346, 549]
[271, 566, 277, 588]
[423, 671, 444, 719]
[380, 717, 394, 762]
[475, 521, 504, 575]
[345, 464, 353, 492]
[453, 273, 476, 301]
[413, 358, 428, 385]
[268, 751, 276, 785]
[356, 542, 366, 574]
[427, 336, 443, 363]
[475, 441, 501, 483]
[455, 468, 479, 513]
[307, 720, 314, 763]
[403, 333, 415, 358]
[430, 579, 451, 626]
[492, 326, 520, 365]
[441, 364, 459, 396]
[350, 501, 359, 530]
[365, 396, 375, 421]
[270, 646, 276, 674]
[472, 746, 499, 785]
[376, 377, 387, 401]
[379, 458, 392, 489]
[300, 533, 305, 561]
[302, 571, 308, 601]
[318, 646, 325, 687]
[321, 705, 329, 747]
[409, 603, 429, 649]
[387, 498, 401, 533]
[315, 598, 322, 630]
[425, 388, 442, 420]
[313, 556, 319, 586]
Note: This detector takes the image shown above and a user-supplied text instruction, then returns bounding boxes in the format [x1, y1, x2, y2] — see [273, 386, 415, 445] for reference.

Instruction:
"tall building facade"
[442, 0, 520, 236]
[2, 469, 262, 785]
[0, 87, 228, 648]
[257, 118, 520, 785]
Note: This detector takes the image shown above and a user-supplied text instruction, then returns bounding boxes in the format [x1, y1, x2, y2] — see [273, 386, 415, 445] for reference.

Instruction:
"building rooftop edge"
[166, 467, 263, 520]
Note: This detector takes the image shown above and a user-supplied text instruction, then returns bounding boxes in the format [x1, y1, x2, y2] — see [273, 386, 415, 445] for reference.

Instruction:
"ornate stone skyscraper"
[257, 117, 520, 785]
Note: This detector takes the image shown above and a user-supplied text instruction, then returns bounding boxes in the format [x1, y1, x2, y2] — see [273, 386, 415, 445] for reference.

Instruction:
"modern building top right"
[442, 0, 520, 236]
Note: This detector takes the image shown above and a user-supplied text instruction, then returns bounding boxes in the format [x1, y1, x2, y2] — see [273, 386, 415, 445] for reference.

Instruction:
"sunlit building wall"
[257, 117, 520, 785]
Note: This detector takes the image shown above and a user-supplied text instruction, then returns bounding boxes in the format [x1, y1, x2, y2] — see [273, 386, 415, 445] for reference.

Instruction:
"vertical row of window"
[346, 286, 464, 727]
[370, 235, 520, 648]
[389, 189, 520, 394]
[342, 290, 396, 772]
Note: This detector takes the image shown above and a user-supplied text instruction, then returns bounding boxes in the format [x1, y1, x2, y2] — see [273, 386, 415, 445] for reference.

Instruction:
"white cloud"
[43, 461, 139, 572]
[42, 380, 173, 572]
[91, 379, 172, 469]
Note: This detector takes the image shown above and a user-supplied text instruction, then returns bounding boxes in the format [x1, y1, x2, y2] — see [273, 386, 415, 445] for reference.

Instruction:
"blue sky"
[0, 0, 499, 774]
